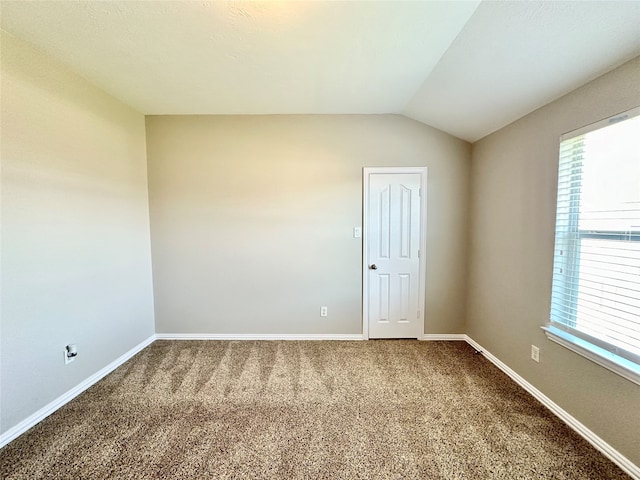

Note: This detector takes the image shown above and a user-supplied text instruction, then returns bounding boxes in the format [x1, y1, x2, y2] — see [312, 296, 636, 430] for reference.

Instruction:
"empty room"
[1, 1, 639, 478]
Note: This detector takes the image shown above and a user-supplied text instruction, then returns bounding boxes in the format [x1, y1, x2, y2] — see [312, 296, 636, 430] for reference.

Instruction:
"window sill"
[542, 326, 640, 386]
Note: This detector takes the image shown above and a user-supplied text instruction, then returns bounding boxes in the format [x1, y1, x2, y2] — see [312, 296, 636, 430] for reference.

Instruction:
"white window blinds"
[548, 107, 640, 378]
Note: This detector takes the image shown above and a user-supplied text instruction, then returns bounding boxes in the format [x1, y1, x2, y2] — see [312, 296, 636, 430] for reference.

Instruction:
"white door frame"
[362, 167, 428, 340]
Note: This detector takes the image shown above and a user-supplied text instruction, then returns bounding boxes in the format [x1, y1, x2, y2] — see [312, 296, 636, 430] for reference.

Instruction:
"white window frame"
[543, 107, 640, 386]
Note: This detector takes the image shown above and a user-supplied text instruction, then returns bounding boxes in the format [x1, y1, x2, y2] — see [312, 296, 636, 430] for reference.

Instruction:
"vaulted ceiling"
[2, 1, 639, 142]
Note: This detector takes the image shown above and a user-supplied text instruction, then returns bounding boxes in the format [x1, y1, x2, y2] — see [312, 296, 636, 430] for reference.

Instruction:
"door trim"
[362, 167, 427, 340]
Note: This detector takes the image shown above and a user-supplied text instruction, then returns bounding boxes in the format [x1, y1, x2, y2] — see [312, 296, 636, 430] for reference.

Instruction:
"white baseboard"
[0, 334, 155, 450]
[420, 334, 466, 341]
[464, 336, 639, 480]
[155, 333, 365, 341]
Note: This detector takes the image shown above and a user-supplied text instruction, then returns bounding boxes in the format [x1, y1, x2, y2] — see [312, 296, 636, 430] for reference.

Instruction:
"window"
[544, 107, 640, 385]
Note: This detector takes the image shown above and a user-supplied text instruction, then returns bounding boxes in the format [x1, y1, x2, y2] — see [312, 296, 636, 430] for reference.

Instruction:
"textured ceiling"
[404, 1, 640, 141]
[0, 1, 480, 115]
[1, 1, 639, 142]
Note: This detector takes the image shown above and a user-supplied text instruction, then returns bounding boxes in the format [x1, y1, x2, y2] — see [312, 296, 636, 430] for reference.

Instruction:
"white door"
[364, 169, 425, 339]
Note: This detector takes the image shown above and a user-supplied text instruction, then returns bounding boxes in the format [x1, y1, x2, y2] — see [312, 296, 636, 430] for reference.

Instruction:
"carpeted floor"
[0, 340, 631, 479]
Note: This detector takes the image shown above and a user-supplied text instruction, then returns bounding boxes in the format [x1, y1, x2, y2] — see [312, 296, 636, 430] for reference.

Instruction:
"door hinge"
[417, 310, 421, 319]
[418, 249, 420, 258]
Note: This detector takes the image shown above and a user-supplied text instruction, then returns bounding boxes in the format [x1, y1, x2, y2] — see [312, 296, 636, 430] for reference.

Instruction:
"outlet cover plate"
[64, 350, 76, 365]
[531, 345, 540, 363]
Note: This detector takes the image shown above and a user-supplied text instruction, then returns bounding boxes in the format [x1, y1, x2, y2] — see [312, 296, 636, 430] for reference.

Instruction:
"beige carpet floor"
[0, 340, 631, 479]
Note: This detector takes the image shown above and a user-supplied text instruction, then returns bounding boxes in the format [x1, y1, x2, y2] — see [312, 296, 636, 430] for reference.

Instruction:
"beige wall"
[0, 32, 155, 434]
[146, 115, 470, 335]
[467, 56, 640, 464]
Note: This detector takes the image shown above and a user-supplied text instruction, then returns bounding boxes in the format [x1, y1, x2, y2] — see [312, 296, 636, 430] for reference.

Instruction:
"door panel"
[367, 173, 422, 338]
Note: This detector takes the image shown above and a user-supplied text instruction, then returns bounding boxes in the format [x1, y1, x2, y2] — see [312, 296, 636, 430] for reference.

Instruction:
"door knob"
[370, 264, 378, 270]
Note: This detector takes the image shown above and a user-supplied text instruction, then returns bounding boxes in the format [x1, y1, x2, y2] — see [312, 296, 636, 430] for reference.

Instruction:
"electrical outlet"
[531, 345, 540, 363]
[353, 227, 361, 238]
[320, 306, 328, 317]
[64, 344, 77, 365]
